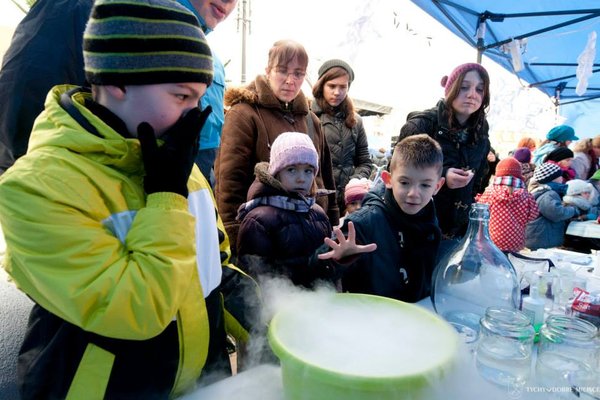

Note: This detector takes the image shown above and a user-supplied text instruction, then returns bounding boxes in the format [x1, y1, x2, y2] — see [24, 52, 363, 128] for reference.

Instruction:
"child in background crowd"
[372, 147, 389, 167]
[563, 179, 599, 221]
[589, 169, 600, 205]
[236, 132, 332, 287]
[532, 124, 578, 166]
[544, 146, 575, 182]
[316, 134, 444, 302]
[344, 178, 371, 215]
[476, 157, 539, 252]
[570, 138, 598, 180]
[336, 177, 371, 228]
[517, 136, 538, 153]
[513, 146, 535, 187]
[526, 163, 580, 250]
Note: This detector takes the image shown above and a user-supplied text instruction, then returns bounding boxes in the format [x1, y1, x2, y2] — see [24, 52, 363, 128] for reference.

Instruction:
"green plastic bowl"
[268, 293, 458, 400]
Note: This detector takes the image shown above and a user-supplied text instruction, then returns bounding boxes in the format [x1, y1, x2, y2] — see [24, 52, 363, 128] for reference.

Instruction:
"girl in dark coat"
[215, 40, 339, 251]
[236, 132, 332, 287]
[397, 63, 491, 247]
[312, 59, 373, 212]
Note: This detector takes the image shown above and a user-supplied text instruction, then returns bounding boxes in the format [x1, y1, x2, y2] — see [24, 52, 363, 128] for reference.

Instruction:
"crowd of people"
[0, 0, 598, 398]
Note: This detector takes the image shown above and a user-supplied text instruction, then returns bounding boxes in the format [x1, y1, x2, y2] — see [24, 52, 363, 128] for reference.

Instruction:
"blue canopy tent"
[411, 0, 600, 137]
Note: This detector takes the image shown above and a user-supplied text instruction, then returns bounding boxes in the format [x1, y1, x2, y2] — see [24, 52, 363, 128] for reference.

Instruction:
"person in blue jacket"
[0, 1, 256, 398]
[531, 124, 578, 166]
[0, 0, 237, 181]
[525, 162, 580, 250]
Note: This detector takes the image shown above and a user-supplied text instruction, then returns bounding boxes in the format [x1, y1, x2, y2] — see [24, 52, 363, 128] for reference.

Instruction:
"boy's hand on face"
[445, 167, 474, 189]
[318, 221, 377, 261]
[137, 106, 212, 197]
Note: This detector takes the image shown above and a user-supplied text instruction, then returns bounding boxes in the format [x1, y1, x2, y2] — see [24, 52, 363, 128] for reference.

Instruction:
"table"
[184, 298, 563, 400]
[520, 247, 600, 290]
[567, 220, 600, 239]
[185, 249, 600, 399]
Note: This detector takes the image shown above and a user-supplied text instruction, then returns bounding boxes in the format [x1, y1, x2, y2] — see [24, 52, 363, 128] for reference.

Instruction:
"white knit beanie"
[566, 179, 593, 196]
[268, 132, 319, 176]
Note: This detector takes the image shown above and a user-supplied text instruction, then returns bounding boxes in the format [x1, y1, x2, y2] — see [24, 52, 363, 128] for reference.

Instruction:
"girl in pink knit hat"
[235, 132, 333, 287]
[396, 62, 492, 261]
[343, 178, 372, 214]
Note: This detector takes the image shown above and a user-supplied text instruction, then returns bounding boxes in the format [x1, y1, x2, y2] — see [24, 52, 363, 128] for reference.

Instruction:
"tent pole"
[476, 16, 486, 64]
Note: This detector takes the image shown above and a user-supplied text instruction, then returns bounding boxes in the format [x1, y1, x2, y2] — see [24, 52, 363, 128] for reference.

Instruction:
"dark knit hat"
[533, 162, 563, 184]
[546, 125, 578, 142]
[83, 0, 213, 86]
[318, 59, 355, 83]
[513, 147, 531, 163]
[495, 157, 523, 180]
[544, 147, 574, 163]
[440, 63, 488, 97]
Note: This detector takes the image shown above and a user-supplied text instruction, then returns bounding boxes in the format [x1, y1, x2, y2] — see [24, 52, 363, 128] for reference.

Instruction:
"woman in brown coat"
[214, 40, 339, 250]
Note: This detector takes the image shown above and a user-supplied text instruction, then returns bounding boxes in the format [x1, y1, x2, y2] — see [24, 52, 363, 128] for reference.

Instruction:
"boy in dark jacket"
[318, 134, 445, 302]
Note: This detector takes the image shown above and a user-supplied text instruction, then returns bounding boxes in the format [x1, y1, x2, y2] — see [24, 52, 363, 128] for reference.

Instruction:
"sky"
[0, 0, 560, 154]
[206, 0, 558, 153]
[1, 1, 26, 26]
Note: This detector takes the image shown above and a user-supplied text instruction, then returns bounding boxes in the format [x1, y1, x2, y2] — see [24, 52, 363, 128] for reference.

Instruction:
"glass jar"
[536, 315, 600, 392]
[476, 307, 535, 387]
[431, 203, 521, 343]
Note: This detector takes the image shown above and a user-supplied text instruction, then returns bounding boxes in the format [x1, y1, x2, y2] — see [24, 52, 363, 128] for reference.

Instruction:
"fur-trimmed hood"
[251, 161, 289, 196]
[224, 75, 310, 115]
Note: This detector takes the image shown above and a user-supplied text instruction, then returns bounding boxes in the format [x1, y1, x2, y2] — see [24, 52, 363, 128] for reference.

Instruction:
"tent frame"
[429, 0, 600, 106]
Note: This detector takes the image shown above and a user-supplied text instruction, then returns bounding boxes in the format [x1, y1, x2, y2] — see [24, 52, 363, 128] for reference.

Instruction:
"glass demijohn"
[431, 203, 520, 341]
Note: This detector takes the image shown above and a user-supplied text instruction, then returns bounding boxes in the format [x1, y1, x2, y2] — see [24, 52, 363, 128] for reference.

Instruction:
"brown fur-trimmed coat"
[214, 75, 339, 250]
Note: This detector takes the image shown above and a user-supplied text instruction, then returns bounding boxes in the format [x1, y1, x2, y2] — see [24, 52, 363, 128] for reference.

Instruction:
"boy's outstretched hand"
[318, 221, 377, 261]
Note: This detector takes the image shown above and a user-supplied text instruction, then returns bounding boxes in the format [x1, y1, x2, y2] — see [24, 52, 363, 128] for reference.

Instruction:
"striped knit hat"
[83, 0, 213, 86]
[533, 162, 562, 184]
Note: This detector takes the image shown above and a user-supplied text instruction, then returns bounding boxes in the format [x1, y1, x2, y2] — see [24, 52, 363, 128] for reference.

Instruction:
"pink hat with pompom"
[344, 178, 371, 205]
[440, 63, 489, 97]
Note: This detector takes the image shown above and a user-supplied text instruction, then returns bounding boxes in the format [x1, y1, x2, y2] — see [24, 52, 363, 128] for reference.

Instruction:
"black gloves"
[137, 106, 212, 197]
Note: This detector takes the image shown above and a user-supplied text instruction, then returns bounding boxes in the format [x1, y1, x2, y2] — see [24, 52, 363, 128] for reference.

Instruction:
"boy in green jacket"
[0, 1, 254, 398]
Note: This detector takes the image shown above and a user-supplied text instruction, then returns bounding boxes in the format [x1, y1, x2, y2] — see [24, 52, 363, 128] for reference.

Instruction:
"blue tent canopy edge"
[411, 0, 600, 137]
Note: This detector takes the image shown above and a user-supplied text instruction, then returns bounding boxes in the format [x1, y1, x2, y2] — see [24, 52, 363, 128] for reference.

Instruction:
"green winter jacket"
[0, 85, 254, 399]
